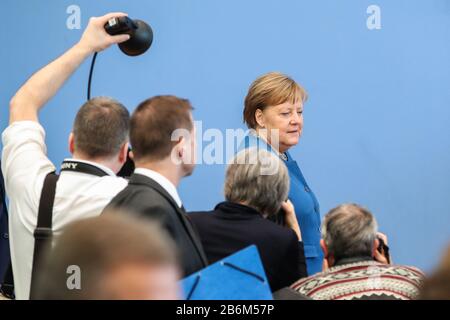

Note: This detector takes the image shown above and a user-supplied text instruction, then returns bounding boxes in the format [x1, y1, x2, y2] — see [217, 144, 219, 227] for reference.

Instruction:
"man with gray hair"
[291, 204, 424, 300]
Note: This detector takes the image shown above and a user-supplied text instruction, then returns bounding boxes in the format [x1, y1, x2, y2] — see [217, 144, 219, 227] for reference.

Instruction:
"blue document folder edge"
[180, 245, 273, 300]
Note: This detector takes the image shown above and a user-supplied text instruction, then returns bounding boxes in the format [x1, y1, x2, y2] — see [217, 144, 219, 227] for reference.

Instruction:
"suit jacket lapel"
[179, 207, 209, 266]
[129, 173, 208, 266]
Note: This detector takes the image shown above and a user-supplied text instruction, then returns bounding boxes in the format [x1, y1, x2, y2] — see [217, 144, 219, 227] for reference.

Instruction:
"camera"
[377, 236, 391, 264]
[104, 16, 153, 56]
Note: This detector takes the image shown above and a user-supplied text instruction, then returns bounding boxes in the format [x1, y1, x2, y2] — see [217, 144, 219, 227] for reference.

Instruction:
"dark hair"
[73, 97, 130, 158]
[130, 95, 193, 161]
[35, 211, 178, 300]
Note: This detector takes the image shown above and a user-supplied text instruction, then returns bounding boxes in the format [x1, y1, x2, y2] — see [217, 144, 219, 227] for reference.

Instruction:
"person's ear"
[320, 239, 331, 271]
[372, 238, 380, 257]
[68, 132, 75, 154]
[320, 239, 329, 258]
[119, 142, 128, 163]
[179, 137, 187, 159]
[173, 136, 186, 160]
[255, 109, 265, 128]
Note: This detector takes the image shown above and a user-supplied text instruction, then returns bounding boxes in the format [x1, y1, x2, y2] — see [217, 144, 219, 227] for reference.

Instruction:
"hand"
[77, 12, 131, 54]
[374, 232, 391, 264]
[281, 200, 302, 241]
[376, 232, 388, 246]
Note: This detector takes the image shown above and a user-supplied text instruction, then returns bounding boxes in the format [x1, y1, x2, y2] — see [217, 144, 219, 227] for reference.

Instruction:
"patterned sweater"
[290, 260, 424, 300]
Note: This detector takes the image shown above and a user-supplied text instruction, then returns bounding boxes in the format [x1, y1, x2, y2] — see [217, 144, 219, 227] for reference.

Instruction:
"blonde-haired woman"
[239, 72, 322, 275]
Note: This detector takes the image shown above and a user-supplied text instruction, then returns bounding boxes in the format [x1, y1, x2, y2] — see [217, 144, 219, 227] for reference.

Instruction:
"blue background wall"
[1, 0, 449, 272]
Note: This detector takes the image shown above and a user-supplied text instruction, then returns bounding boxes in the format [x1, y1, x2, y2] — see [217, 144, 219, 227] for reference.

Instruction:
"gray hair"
[321, 204, 378, 260]
[224, 148, 289, 216]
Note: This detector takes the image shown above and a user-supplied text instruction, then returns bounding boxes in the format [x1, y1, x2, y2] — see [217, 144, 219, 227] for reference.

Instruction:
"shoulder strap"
[0, 263, 14, 299]
[29, 171, 59, 299]
[0, 166, 15, 299]
[60, 160, 108, 177]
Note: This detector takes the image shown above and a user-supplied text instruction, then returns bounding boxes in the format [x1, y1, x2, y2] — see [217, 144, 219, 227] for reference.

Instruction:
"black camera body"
[105, 16, 137, 35]
[104, 16, 153, 56]
[377, 237, 391, 264]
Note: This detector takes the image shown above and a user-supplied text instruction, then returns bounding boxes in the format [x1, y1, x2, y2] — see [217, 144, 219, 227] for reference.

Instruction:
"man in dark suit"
[104, 96, 208, 277]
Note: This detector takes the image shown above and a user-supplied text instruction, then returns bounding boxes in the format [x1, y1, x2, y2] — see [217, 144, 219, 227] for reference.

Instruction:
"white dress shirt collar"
[134, 167, 183, 208]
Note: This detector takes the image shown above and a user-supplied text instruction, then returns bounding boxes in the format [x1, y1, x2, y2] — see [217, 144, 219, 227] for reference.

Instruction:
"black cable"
[87, 52, 98, 100]
[85, 51, 137, 176]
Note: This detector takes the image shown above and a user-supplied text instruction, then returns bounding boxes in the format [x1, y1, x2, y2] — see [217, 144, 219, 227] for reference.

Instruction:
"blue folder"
[180, 245, 273, 300]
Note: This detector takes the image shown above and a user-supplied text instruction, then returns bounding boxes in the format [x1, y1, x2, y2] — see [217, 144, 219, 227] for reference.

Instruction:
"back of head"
[224, 148, 289, 216]
[321, 204, 378, 261]
[73, 97, 130, 158]
[36, 211, 180, 300]
[419, 244, 450, 300]
[130, 95, 193, 162]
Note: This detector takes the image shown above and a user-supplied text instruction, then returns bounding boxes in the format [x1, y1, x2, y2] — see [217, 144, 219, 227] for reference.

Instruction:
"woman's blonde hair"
[243, 72, 308, 129]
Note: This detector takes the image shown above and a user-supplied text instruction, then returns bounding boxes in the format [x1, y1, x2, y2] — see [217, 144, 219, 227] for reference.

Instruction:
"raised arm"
[8, 12, 130, 124]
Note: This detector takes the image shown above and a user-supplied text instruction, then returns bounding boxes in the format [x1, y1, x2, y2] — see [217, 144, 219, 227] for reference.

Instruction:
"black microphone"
[104, 16, 153, 56]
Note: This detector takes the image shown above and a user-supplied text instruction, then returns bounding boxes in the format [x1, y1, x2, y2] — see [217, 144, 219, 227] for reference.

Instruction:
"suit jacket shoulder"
[107, 179, 173, 219]
[104, 173, 208, 276]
